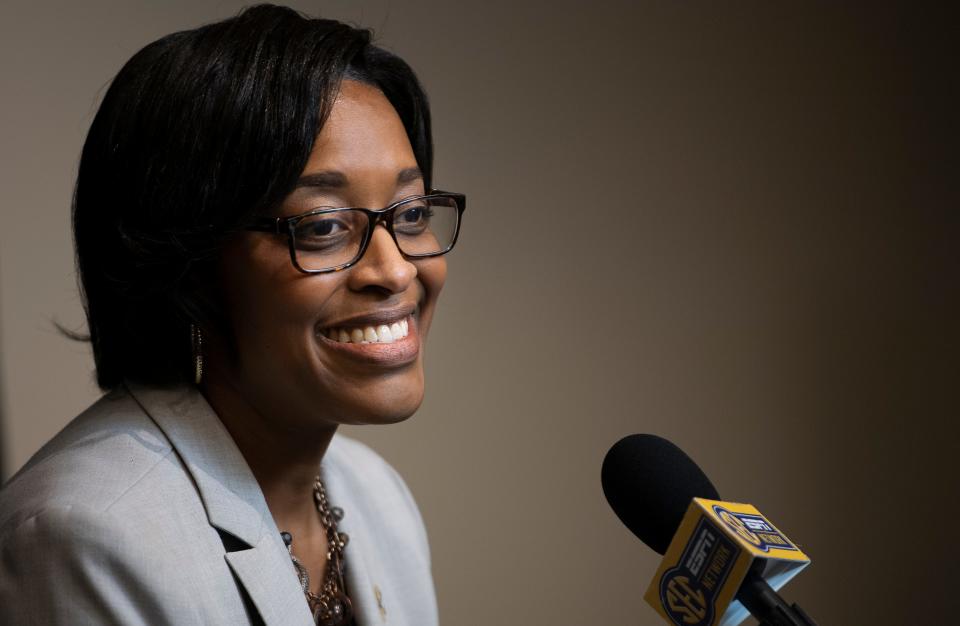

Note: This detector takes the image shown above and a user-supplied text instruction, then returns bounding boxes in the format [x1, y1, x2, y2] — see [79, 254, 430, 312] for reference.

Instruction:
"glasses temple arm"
[244, 217, 284, 234]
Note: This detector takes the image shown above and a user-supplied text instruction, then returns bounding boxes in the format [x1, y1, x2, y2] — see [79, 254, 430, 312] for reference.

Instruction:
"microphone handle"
[737, 561, 818, 626]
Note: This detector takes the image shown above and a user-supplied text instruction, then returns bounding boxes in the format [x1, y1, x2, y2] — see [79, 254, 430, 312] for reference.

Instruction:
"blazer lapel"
[125, 382, 314, 626]
[225, 533, 315, 626]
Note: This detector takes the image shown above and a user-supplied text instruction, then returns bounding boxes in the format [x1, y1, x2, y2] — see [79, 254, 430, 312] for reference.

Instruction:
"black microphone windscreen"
[601, 433, 720, 555]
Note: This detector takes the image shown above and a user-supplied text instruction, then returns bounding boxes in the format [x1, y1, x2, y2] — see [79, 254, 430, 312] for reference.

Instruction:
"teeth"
[322, 317, 411, 344]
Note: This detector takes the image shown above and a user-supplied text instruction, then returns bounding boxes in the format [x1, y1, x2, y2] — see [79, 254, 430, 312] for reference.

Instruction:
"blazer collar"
[125, 381, 268, 546]
[124, 382, 315, 626]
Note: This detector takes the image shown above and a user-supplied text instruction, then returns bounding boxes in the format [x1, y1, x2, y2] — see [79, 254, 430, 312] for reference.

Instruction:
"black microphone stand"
[736, 560, 818, 626]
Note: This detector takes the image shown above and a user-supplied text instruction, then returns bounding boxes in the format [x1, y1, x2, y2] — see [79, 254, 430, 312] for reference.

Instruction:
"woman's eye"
[396, 205, 434, 229]
[294, 216, 354, 250]
[296, 216, 349, 238]
[306, 219, 342, 237]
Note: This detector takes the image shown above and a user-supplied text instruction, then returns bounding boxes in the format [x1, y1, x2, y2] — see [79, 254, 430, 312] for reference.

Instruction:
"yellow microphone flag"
[644, 498, 810, 626]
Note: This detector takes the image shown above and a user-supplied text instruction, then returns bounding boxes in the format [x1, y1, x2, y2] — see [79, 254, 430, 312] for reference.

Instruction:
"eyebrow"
[294, 167, 423, 190]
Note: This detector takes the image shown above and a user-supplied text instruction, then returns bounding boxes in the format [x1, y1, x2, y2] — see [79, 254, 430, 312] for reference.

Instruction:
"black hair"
[73, 4, 433, 390]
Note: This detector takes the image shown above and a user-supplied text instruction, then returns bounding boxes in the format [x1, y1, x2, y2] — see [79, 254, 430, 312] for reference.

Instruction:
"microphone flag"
[644, 498, 810, 626]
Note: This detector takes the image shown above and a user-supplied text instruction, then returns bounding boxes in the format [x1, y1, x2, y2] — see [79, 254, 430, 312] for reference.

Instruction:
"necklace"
[280, 476, 353, 626]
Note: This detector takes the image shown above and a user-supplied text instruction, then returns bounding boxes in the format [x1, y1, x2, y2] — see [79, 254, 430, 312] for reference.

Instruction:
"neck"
[200, 373, 337, 535]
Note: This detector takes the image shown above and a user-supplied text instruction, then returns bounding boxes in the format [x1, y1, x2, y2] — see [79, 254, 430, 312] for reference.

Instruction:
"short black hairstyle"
[73, 4, 433, 390]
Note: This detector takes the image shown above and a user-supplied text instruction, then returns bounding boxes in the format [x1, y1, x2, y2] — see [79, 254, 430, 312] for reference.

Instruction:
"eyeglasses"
[244, 191, 466, 274]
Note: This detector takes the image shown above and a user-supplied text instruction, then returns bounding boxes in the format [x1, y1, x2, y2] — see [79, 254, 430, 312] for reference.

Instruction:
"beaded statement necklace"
[280, 476, 353, 626]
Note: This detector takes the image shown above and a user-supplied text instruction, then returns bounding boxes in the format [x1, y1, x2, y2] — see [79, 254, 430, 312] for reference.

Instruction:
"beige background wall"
[1, 1, 956, 624]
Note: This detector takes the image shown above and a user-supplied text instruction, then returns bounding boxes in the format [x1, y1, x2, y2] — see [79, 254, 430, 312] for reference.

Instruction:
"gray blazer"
[0, 383, 438, 625]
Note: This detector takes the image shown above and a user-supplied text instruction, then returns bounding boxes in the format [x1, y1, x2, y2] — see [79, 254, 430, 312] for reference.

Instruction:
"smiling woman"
[0, 5, 462, 626]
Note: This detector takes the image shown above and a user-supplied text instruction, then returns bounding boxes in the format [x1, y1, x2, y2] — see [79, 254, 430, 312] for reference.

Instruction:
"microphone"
[601, 434, 817, 626]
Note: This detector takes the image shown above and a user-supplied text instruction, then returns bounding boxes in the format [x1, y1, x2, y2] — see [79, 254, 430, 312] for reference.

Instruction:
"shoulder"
[325, 434, 414, 499]
[324, 434, 432, 564]
[0, 386, 256, 624]
[0, 386, 176, 535]
[325, 434, 423, 519]
[323, 435, 437, 624]
[0, 504, 137, 621]
[0, 501, 232, 625]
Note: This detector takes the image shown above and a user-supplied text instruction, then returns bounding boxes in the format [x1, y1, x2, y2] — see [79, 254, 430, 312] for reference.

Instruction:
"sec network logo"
[661, 571, 709, 625]
[712, 505, 798, 552]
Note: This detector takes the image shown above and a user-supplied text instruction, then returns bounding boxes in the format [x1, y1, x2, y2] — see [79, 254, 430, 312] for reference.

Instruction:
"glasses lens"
[393, 196, 460, 256]
[292, 209, 367, 271]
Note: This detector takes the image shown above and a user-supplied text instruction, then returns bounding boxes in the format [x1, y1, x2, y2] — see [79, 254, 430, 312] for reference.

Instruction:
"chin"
[371, 382, 425, 424]
[336, 371, 426, 426]
[365, 410, 416, 426]
[347, 397, 422, 426]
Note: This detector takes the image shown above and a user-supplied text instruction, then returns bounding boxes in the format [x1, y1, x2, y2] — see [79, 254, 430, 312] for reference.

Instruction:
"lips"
[319, 304, 416, 333]
[315, 307, 420, 366]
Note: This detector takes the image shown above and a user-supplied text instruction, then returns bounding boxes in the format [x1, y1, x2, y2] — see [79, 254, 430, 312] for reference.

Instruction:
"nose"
[346, 224, 417, 294]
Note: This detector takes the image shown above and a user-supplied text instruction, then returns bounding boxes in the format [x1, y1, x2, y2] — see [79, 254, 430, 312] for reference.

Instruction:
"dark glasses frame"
[243, 190, 466, 274]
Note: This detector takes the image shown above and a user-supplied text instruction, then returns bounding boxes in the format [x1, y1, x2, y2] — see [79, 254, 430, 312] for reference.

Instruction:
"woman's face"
[213, 80, 446, 430]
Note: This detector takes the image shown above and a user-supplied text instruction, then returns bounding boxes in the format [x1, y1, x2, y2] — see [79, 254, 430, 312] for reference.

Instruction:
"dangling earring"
[191, 323, 204, 385]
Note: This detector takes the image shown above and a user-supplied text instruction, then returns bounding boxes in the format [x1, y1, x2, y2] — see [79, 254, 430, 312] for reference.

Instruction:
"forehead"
[304, 80, 417, 177]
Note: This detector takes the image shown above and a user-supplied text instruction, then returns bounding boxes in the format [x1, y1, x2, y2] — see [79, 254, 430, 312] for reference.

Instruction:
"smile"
[314, 312, 420, 367]
[321, 318, 410, 344]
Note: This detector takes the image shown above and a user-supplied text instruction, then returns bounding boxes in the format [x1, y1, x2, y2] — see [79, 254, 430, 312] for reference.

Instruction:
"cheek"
[413, 256, 447, 341]
[220, 237, 339, 358]
[417, 256, 447, 307]
[421, 256, 447, 293]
